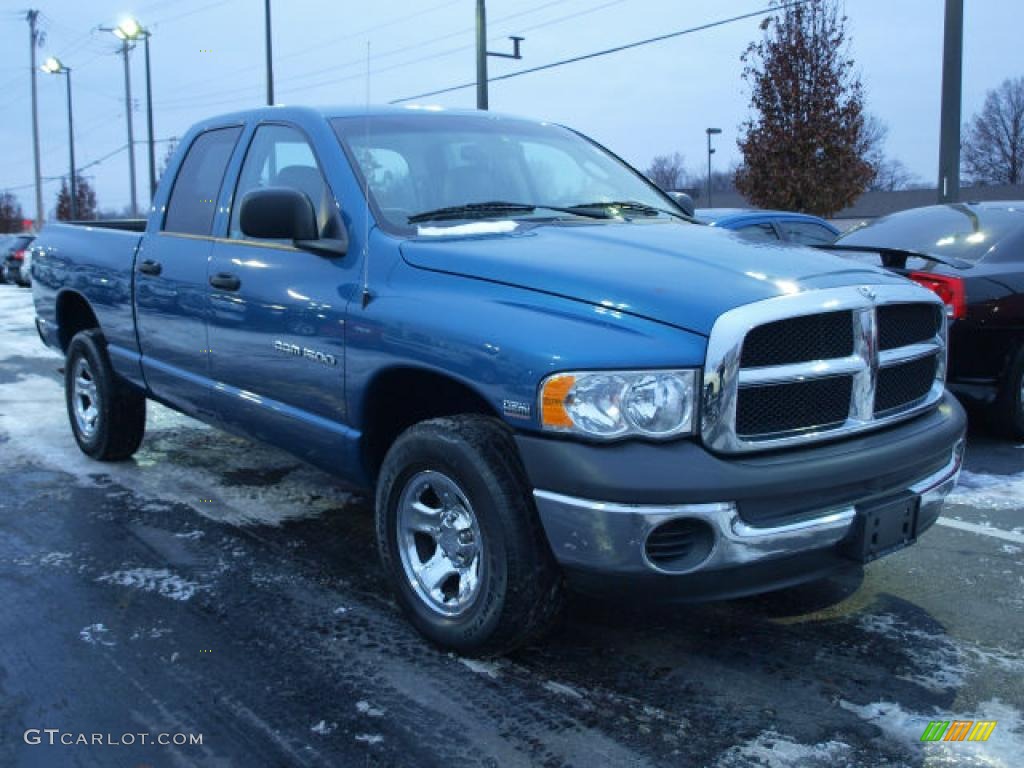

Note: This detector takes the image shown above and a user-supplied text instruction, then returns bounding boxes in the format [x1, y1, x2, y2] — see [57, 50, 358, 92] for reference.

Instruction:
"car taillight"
[12, 249, 25, 261]
[909, 272, 966, 320]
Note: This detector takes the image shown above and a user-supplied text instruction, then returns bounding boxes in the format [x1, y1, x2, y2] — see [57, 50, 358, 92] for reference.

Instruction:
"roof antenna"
[360, 40, 373, 309]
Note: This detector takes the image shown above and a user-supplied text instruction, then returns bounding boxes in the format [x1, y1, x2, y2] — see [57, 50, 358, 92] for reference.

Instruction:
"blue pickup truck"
[31, 106, 966, 653]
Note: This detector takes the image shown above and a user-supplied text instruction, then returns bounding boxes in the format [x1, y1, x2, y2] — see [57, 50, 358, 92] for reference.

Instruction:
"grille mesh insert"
[736, 376, 853, 437]
[740, 311, 853, 368]
[877, 304, 942, 350]
[875, 355, 937, 414]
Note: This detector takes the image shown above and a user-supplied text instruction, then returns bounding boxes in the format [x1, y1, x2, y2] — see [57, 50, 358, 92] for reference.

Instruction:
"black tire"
[375, 415, 564, 655]
[992, 345, 1024, 440]
[65, 329, 147, 460]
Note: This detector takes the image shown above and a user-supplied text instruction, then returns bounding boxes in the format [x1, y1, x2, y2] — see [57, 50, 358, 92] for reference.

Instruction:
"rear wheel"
[65, 329, 147, 460]
[376, 415, 563, 654]
[992, 345, 1024, 440]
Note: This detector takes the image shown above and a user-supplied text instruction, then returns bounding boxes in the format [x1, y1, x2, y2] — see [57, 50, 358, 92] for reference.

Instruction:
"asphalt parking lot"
[0, 283, 1022, 767]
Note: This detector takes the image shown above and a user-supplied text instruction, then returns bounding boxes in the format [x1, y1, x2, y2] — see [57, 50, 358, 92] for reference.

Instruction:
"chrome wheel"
[72, 356, 100, 439]
[396, 470, 483, 617]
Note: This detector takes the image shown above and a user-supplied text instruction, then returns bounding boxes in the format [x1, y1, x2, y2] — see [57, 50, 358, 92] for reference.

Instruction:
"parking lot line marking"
[937, 517, 1024, 544]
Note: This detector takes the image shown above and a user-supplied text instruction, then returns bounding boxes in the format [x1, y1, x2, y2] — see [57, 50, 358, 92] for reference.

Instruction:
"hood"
[400, 221, 903, 335]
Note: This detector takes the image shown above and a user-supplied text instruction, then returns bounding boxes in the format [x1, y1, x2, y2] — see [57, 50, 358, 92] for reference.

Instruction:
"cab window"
[163, 126, 242, 235]
[230, 124, 342, 241]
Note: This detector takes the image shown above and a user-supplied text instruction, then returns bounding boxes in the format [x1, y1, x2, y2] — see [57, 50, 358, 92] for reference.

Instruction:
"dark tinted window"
[163, 126, 242, 235]
[780, 220, 836, 245]
[838, 204, 1024, 263]
[735, 223, 779, 242]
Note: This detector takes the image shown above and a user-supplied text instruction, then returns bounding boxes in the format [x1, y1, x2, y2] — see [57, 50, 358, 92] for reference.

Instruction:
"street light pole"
[42, 58, 77, 219]
[143, 34, 156, 200]
[264, 0, 274, 105]
[105, 18, 154, 217]
[706, 127, 722, 208]
[475, 0, 524, 111]
[937, 0, 963, 203]
[27, 10, 44, 230]
[121, 39, 138, 218]
[475, 0, 487, 110]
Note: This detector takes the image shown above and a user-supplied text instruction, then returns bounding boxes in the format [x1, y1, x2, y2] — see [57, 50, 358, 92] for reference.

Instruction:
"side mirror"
[240, 187, 318, 241]
[669, 191, 696, 218]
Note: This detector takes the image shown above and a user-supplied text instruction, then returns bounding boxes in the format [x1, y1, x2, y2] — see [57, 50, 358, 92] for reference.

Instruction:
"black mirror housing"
[239, 187, 318, 241]
[669, 191, 696, 218]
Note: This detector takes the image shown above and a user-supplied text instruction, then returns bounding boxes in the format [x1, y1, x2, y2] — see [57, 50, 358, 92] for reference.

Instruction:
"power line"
[391, 1, 811, 103]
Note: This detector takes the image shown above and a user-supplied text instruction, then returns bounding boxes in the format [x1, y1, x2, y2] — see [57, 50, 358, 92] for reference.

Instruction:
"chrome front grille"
[702, 284, 947, 453]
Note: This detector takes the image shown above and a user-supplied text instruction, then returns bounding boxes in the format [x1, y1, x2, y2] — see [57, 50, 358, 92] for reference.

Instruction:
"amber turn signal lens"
[540, 374, 576, 428]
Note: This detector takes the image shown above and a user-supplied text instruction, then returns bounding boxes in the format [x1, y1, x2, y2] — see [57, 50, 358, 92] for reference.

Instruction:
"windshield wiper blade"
[820, 243, 973, 270]
[408, 201, 609, 224]
[408, 201, 536, 224]
[567, 200, 691, 221]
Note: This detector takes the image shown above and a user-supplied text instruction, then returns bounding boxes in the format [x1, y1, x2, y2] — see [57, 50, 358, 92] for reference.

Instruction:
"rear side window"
[163, 126, 242, 235]
[735, 223, 779, 242]
[780, 220, 837, 245]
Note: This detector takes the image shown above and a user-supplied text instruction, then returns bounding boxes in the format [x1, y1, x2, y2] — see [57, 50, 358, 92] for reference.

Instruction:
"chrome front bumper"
[533, 440, 964, 577]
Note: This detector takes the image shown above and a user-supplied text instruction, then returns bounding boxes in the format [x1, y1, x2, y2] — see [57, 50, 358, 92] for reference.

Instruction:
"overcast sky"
[0, 0, 1019, 217]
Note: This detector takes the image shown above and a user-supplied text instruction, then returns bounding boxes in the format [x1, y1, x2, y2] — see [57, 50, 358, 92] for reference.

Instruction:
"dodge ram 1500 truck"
[31, 106, 966, 653]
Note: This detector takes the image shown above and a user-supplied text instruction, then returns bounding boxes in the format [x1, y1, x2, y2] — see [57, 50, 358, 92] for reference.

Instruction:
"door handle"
[209, 272, 241, 291]
[138, 259, 162, 276]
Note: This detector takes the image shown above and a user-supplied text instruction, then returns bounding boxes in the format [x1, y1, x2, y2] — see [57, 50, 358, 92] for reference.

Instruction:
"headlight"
[539, 369, 698, 439]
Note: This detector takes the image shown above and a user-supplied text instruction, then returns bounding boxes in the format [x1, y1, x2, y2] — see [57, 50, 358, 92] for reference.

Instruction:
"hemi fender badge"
[503, 399, 531, 419]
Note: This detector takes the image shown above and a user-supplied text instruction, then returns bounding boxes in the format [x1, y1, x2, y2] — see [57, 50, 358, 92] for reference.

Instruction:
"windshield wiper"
[820, 244, 973, 271]
[408, 201, 606, 224]
[567, 200, 692, 222]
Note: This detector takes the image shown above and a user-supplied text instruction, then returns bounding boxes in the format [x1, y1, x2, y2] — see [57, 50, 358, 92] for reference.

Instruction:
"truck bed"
[31, 221, 146, 383]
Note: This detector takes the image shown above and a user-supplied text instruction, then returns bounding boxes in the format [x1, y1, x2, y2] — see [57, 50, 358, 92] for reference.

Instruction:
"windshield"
[331, 113, 680, 233]
[837, 203, 1024, 264]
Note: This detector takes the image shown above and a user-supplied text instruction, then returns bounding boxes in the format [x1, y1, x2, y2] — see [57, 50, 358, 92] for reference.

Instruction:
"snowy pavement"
[0, 283, 1022, 767]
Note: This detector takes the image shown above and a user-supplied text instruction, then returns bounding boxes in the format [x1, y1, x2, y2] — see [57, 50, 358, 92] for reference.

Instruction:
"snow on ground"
[715, 732, 852, 768]
[0, 287, 61, 361]
[858, 613, 1024, 691]
[96, 567, 207, 601]
[79, 623, 116, 647]
[839, 699, 1024, 768]
[948, 470, 1024, 513]
[0, 285, 355, 527]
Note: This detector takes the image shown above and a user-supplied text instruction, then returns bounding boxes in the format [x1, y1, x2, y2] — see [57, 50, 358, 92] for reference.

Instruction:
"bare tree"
[0, 192, 25, 233]
[735, 0, 875, 215]
[870, 158, 920, 191]
[55, 175, 98, 221]
[962, 77, 1024, 185]
[645, 152, 688, 190]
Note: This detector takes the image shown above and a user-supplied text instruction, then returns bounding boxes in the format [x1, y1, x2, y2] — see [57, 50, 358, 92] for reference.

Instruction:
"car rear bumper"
[516, 393, 966, 599]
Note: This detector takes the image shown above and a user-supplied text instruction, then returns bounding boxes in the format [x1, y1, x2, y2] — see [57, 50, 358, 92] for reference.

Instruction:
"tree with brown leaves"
[735, 1, 875, 216]
[56, 175, 98, 221]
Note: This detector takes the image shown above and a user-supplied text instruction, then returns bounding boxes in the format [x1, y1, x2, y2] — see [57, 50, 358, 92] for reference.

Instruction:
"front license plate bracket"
[842, 494, 920, 563]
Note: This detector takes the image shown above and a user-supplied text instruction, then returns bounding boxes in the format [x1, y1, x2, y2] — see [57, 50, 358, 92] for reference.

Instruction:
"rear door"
[205, 122, 355, 465]
[135, 125, 242, 418]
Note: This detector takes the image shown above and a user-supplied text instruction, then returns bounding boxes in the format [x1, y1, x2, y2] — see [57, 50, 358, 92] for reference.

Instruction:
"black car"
[2, 233, 36, 286]
[833, 202, 1024, 437]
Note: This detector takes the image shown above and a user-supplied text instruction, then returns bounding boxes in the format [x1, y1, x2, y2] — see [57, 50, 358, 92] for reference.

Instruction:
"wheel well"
[56, 292, 99, 352]
[362, 368, 499, 480]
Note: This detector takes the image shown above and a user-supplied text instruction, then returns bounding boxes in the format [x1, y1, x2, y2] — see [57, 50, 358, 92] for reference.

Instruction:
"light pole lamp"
[706, 127, 722, 208]
[41, 56, 77, 220]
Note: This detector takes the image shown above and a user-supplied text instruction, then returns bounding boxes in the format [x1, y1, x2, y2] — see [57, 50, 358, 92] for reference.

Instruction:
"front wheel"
[65, 329, 147, 460]
[992, 345, 1024, 440]
[375, 415, 563, 654]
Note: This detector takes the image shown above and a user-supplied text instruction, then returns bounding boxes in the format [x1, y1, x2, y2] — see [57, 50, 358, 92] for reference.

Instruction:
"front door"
[135, 125, 242, 419]
[206, 122, 356, 469]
